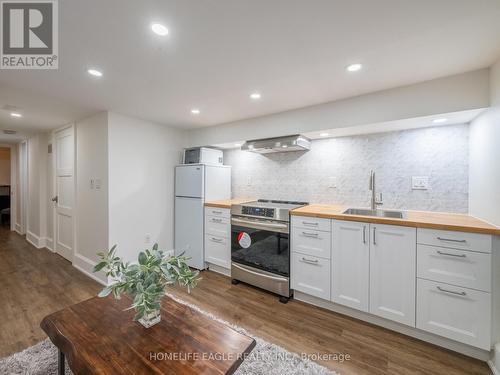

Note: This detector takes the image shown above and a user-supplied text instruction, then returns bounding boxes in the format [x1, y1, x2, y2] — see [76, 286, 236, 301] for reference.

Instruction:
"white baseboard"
[206, 263, 231, 277]
[489, 361, 499, 375]
[45, 238, 54, 251]
[14, 223, 22, 234]
[488, 343, 500, 375]
[294, 291, 491, 361]
[73, 253, 107, 286]
[26, 231, 44, 249]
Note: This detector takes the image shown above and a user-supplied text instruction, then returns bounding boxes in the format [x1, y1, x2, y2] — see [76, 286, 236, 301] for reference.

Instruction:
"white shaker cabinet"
[369, 224, 417, 326]
[331, 220, 370, 312]
[204, 207, 231, 272]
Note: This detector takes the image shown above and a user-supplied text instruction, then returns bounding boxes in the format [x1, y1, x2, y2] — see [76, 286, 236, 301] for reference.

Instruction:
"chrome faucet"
[369, 170, 383, 210]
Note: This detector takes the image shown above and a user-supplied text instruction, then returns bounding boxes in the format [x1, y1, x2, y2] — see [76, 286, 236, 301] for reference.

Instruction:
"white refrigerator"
[174, 164, 231, 269]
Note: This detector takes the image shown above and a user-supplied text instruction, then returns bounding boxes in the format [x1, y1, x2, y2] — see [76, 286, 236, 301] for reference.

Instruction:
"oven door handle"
[232, 263, 288, 282]
[231, 217, 289, 232]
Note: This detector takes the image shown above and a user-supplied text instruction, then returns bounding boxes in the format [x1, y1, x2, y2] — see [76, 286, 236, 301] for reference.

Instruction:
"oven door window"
[231, 225, 289, 277]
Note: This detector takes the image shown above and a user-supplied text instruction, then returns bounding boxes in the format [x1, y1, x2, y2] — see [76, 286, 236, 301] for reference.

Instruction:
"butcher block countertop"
[205, 198, 254, 209]
[291, 204, 500, 235]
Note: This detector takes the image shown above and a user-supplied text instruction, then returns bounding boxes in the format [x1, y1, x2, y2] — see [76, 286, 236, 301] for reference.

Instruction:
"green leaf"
[152, 243, 159, 251]
[138, 252, 147, 265]
[93, 261, 107, 273]
[98, 286, 113, 298]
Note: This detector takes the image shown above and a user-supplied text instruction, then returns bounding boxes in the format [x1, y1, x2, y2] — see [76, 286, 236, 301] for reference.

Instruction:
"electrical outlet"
[328, 176, 337, 189]
[412, 176, 429, 190]
[90, 179, 94, 189]
[95, 179, 101, 190]
[145, 233, 151, 244]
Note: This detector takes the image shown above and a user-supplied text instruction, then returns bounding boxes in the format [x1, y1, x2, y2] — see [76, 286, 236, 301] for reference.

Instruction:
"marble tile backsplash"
[224, 124, 469, 213]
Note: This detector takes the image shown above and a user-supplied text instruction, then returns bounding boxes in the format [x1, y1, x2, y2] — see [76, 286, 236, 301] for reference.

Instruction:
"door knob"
[52, 196, 58, 203]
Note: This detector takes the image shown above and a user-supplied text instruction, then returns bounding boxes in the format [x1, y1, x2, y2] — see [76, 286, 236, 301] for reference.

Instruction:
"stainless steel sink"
[343, 208, 406, 219]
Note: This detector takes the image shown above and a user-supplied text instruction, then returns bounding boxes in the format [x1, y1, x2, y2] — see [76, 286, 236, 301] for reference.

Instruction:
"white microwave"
[183, 147, 223, 165]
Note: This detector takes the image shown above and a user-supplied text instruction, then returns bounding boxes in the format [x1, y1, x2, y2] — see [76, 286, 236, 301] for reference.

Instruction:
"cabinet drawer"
[292, 216, 331, 232]
[291, 228, 331, 259]
[291, 252, 330, 300]
[204, 235, 230, 268]
[204, 215, 230, 238]
[417, 228, 492, 253]
[416, 278, 491, 350]
[205, 207, 230, 219]
[417, 245, 491, 292]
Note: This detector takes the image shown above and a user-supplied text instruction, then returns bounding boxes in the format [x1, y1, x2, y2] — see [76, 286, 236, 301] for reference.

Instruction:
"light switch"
[412, 176, 429, 190]
[90, 179, 94, 189]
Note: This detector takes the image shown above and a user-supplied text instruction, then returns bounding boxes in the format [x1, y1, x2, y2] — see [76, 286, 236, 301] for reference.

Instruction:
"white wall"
[108, 112, 185, 264]
[226, 124, 469, 212]
[26, 133, 49, 246]
[187, 69, 489, 147]
[469, 60, 500, 227]
[74, 112, 109, 283]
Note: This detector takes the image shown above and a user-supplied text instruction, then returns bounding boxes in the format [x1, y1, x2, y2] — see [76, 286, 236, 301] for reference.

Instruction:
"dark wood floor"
[0, 227, 491, 374]
[0, 226, 101, 357]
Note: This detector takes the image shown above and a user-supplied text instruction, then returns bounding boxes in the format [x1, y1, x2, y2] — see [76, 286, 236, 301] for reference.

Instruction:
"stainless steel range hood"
[241, 134, 311, 154]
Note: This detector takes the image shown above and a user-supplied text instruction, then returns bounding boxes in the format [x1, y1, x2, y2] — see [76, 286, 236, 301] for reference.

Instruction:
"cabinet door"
[332, 220, 369, 312]
[205, 235, 230, 268]
[369, 224, 416, 326]
[291, 252, 331, 300]
[416, 278, 491, 350]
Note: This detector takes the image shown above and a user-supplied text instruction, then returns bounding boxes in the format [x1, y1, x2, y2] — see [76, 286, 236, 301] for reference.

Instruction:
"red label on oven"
[237, 232, 251, 249]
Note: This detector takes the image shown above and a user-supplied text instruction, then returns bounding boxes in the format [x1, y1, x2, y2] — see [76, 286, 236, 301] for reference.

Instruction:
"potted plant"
[93, 244, 200, 328]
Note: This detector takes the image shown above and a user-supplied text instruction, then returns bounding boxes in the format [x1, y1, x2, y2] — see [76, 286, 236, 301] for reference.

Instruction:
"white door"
[174, 196, 204, 269]
[175, 165, 204, 198]
[369, 224, 416, 326]
[53, 126, 75, 261]
[332, 220, 370, 312]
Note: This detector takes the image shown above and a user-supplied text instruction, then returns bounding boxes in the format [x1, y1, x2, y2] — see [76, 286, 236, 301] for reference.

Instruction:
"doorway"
[0, 147, 11, 228]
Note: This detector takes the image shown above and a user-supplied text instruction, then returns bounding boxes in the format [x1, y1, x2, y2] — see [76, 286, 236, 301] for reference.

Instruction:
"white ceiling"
[0, 0, 499, 137]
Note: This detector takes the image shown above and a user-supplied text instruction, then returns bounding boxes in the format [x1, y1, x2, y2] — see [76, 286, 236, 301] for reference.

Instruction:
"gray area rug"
[0, 294, 338, 375]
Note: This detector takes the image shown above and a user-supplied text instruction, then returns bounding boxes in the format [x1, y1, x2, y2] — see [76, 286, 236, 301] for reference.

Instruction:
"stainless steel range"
[230, 199, 308, 303]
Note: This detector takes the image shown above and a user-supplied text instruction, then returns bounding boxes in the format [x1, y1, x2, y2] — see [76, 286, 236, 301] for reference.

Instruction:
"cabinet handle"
[436, 286, 467, 296]
[436, 237, 466, 243]
[212, 210, 222, 214]
[362, 226, 366, 244]
[211, 218, 222, 223]
[302, 221, 319, 226]
[436, 250, 466, 258]
[301, 257, 319, 264]
[210, 237, 223, 243]
[373, 227, 376, 245]
[302, 231, 319, 238]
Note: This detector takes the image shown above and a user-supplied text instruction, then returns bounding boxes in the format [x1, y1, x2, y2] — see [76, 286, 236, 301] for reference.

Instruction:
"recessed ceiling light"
[320, 133, 329, 137]
[87, 69, 103, 77]
[151, 23, 169, 36]
[191, 108, 200, 115]
[346, 63, 362, 72]
[432, 118, 448, 124]
[10, 112, 22, 118]
[234, 143, 242, 147]
[250, 92, 261, 100]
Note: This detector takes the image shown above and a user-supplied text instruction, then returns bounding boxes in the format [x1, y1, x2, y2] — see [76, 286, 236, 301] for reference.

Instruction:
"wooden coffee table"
[41, 295, 256, 374]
